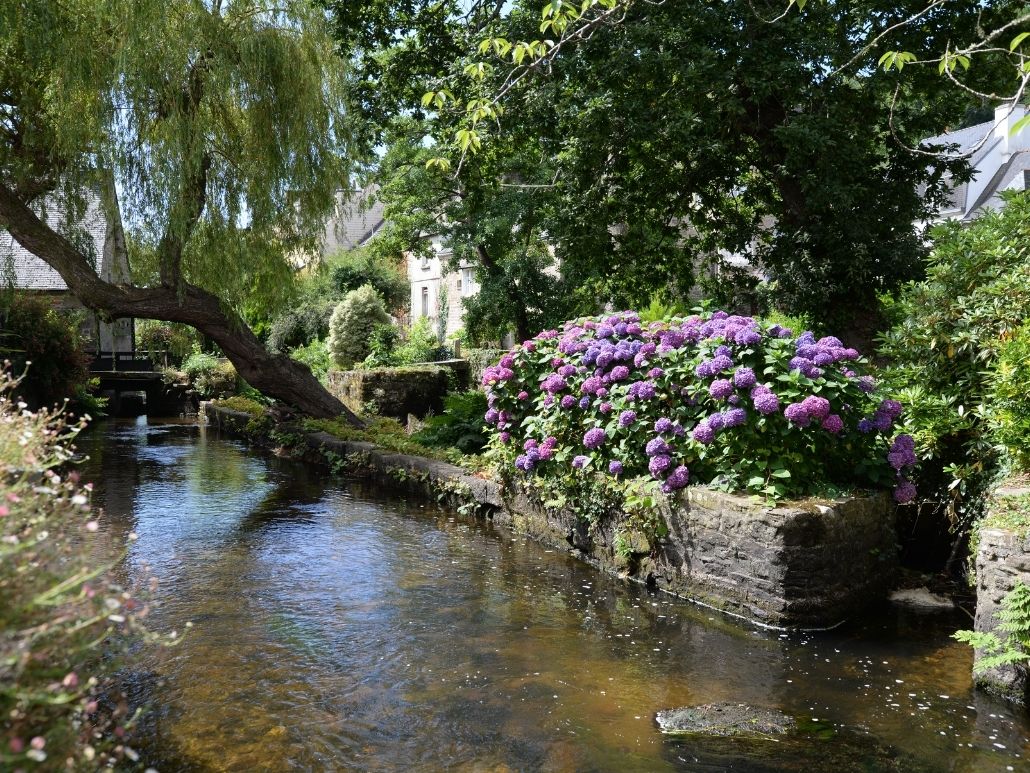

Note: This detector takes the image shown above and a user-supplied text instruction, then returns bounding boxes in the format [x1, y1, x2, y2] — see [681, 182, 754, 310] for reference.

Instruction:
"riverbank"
[204, 402, 896, 630]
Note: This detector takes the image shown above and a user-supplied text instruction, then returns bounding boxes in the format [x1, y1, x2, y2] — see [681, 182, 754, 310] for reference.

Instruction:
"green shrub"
[327, 285, 391, 369]
[136, 319, 198, 365]
[878, 191, 1030, 529]
[290, 338, 332, 382]
[392, 316, 444, 366]
[414, 390, 489, 454]
[362, 324, 399, 368]
[0, 294, 88, 408]
[182, 350, 237, 398]
[986, 325, 1030, 472]
[0, 369, 158, 768]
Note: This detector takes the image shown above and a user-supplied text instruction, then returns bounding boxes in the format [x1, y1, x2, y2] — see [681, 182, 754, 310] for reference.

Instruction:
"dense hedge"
[483, 310, 914, 501]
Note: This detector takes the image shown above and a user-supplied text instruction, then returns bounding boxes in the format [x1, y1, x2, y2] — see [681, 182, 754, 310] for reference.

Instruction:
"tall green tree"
[332, 0, 1011, 336]
[0, 0, 361, 420]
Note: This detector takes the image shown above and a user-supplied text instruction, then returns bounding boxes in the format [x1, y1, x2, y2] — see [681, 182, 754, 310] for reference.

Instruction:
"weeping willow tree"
[0, 0, 362, 421]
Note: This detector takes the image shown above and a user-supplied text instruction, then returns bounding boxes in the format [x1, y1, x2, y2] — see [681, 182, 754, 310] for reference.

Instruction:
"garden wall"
[326, 359, 469, 419]
[973, 525, 1030, 701]
[204, 403, 897, 630]
[500, 481, 895, 629]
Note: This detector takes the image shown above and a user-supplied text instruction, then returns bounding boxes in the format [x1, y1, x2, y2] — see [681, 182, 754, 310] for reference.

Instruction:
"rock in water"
[888, 587, 954, 610]
[655, 703, 796, 737]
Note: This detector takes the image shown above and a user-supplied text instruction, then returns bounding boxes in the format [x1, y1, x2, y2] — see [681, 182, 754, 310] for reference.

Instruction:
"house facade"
[1, 187, 134, 357]
[925, 104, 1030, 224]
[407, 238, 479, 339]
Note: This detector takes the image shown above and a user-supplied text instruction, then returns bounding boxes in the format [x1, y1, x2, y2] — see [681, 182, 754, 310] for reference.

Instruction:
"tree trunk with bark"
[0, 183, 361, 424]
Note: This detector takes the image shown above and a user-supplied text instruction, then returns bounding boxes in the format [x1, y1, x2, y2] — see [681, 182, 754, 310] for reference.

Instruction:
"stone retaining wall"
[973, 527, 1030, 701]
[204, 403, 896, 630]
[499, 480, 895, 629]
[326, 360, 469, 420]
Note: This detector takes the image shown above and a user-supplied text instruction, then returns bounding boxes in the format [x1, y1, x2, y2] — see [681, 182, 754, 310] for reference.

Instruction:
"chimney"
[995, 103, 1027, 159]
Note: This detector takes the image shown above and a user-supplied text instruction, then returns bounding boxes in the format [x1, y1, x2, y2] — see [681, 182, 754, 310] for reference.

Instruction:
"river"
[78, 418, 1029, 771]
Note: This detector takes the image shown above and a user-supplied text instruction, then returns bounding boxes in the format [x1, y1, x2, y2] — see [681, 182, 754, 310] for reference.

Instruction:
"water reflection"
[77, 420, 1029, 772]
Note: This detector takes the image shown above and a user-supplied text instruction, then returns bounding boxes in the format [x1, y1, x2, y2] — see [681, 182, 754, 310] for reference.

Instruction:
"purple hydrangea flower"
[894, 480, 917, 504]
[733, 367, 757, 389]
[610, 365, 630, 381]
[584, 427, 607, 449]
[572, 455, 589, 469]
[784, 403, 811, 427]
[800, 395, 831, 421]
[709, 379, 734, 399]
[485, 408, 499, 424]
[581, 376, 603, 395]
[649, 454, 673, 477]
[647, 367, 665, 379]
[654, 417, 674, 433]
[707, 413, 725, 431]
[524, 439, 538, 450]
[541, 374, 567, 393]
[735, 329, 762, 346]
[879, 399, 903, 419]
[723, 408, 747, 427]
[619, 410, 637, 428]
[821, 414, 844, 434]
[665, 465, 690, 490]
[710, 354, 733, 373]
[753, 391, 780, 415]
[871, 411, 893, 431]
[558, 364, 577, 377]
[646, 437, 671, 457]
[579, 396, 591, 409]
[515, 454, 533, 472]
[857, 376, 876, 393]
[609, 460, 624, 475]
[599, 402, 613, 414]
[857, 418, 874, 433]
[560, 395, 577, 409]
[517, 391, 529, 401]
[499, 431, 511, 443]
[692, 422, 715, 445]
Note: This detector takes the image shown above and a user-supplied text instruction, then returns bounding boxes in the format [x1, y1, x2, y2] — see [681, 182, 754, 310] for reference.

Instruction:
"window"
[456, 276, 462, 293]
[461, 268, 474, 296]
[421, 287, 430, 317]
[421, 255, 431, 270]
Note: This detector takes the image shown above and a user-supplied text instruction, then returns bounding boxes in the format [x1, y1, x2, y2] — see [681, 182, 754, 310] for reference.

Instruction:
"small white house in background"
[925, 103, 1030, 224]
[1, 188, 134, 357]
[407, 238, 479, 339]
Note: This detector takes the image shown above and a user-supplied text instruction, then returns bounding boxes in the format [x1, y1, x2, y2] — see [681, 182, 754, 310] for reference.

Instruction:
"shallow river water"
[78, 419, 1030, 772]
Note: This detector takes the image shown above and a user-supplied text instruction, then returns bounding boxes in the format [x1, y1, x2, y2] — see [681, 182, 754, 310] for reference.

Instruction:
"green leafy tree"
[327, 284, 391, 368]
[0, 0, 363, 422]
[329, 0, 1009, 335]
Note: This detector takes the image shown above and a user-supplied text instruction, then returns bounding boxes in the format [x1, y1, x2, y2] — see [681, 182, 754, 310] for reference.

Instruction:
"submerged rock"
[655, 703, 795, 737]
[888, 587, 954, 610]
[656, 703, 935, 772]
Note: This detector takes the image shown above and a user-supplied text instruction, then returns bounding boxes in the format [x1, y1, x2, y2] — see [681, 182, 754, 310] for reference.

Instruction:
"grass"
[211, 395, 268, 417]
[302, 416, 489, 472]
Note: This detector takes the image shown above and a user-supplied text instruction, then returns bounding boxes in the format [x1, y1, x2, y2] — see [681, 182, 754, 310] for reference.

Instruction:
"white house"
[1, 187, 135, 358]
[407, 238, 479, 339]
[924, 103, 1030, 224]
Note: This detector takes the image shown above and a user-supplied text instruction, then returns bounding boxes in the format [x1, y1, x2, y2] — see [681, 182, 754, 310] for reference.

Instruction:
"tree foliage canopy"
[330, 0, 1013, 336]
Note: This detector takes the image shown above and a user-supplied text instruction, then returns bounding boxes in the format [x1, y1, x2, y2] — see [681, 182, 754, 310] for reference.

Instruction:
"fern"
[955, 581, 1030, 672]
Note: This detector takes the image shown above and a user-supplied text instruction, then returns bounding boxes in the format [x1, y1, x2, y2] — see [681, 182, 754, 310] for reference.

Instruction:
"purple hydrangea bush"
[482, 310, 917, 501]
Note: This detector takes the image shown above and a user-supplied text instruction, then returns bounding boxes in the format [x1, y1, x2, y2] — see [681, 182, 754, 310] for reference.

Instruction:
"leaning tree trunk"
[0, 183, 361, 425]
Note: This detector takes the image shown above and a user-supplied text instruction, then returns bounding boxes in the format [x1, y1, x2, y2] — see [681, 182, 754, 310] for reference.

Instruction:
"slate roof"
[321, 186, 386, 256]
[921, 118, 1030, 221]
[1, 190, 108, 291]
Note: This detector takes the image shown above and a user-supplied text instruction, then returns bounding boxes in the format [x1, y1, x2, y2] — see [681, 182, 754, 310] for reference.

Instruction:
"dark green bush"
[879, 191, 1030, 538]
[266, 300, 333, 353]
[0, 294, 88, 408]
[986, 325, 1030, 472]
[324, 248, 408, 312]
[413, 390, 489, 454]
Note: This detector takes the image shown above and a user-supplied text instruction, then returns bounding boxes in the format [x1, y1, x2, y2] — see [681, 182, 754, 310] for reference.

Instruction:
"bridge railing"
[89, 351, 159, 373]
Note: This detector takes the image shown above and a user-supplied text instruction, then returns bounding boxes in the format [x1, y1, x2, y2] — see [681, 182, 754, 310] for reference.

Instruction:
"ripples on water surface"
[79, 419, 1030, 772]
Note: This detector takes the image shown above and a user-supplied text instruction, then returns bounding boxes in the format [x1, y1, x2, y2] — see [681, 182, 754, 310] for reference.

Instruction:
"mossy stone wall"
[326, 359, 469, 419]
